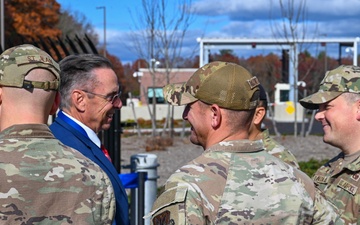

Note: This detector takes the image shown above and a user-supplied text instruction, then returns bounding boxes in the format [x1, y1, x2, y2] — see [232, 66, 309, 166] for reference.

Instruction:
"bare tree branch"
[129, 0, 195, 137]
[270, 0, 320, 137]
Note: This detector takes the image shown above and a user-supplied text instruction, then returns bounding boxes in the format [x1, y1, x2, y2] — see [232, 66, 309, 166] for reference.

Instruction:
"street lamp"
[96, 6, 106, 58]
[150, 58, 160, 70]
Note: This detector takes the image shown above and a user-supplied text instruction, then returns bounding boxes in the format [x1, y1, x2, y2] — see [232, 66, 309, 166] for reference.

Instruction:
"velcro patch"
[16, 55, 55, 66]
[152, 210, 174, 225]
[351, 173, 360, 182]
[247, 76, 260, 89]
[313, 175, 329, 184]
[149, 185, 187, 224]
[337, 178, 358, 195]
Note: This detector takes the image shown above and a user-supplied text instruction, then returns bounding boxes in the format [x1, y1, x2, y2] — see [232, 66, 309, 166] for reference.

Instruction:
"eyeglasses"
[82, 89, 122, 106]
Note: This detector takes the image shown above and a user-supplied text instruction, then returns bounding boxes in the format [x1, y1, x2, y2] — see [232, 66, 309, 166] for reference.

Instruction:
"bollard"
[130, 154, 159, 225]
[137, 172, 146, 225]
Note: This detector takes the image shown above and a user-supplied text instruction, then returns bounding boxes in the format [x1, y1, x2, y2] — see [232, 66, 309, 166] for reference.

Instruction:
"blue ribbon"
[119, 173, 148, 189]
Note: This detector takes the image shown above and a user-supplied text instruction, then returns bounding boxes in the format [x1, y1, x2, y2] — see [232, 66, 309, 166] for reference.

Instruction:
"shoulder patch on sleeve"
[152, 185, 187, 212]
[150, 185, 188, 225]
[152, 210, 173, 225]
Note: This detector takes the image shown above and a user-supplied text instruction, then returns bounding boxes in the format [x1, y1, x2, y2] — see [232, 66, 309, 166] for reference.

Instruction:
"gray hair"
[342, 92, 360, 105]
[58, 54, 114, 110]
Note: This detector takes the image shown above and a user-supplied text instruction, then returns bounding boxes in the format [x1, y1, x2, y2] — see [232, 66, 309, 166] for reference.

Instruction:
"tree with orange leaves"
[4, 0, 61, 48]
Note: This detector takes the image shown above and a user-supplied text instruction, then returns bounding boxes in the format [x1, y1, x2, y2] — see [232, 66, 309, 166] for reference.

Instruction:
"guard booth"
[273, 83, 305, 122]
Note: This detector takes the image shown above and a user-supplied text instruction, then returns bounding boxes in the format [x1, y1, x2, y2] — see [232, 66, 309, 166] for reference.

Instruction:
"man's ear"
[72, 90, 86, 112]
[253, 107, 266, 126]
[0, 87, 3, 106]
[355, 100, 360, 121]
[49, 92, 60, 115]
[210, 104, 221, 128]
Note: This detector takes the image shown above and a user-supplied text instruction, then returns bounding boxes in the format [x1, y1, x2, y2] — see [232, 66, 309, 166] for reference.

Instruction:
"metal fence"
[0, 34, 124, 173]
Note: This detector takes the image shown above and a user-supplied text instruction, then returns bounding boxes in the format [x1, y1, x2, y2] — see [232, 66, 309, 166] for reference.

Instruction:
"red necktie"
[101, 144, 112, 162]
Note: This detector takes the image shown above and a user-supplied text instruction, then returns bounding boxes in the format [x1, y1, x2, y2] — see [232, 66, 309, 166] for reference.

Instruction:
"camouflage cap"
[163, 61, 260, 110]
[300, 65, 360, 109]
[0, 44, 60, 90]
[259, 84, 267, 101]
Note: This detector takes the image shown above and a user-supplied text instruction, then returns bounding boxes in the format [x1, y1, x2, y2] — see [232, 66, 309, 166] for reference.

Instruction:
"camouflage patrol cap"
[163, 61, 260, 110]
[300, 65, 360, 109]
[259, 84, 267, 101]
[0, 44, 60, 90]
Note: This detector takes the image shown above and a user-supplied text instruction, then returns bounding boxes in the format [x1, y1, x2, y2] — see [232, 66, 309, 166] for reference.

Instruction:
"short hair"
[225, 108, 255, 133]
[59, 54, 114, 110]
[198, 100, 255, 133]
[258, 99, 268, 111]
[342, 92, 360, 105]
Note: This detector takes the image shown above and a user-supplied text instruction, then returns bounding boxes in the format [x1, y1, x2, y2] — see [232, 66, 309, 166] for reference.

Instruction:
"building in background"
[133, 68, 197, 105]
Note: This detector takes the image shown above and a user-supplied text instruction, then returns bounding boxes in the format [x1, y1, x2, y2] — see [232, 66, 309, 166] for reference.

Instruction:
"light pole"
[321, 34, 327, 72]
[324, 43, 327, 71]
[1, 0, 4, 50]
[96, 6, 106, 57]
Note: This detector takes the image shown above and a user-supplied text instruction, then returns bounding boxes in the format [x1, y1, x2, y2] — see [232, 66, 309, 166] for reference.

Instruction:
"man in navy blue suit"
[50, 54, 129, 225]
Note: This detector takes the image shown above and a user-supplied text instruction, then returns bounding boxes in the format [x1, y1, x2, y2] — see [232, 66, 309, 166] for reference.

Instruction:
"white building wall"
[120, 105, 186, 121]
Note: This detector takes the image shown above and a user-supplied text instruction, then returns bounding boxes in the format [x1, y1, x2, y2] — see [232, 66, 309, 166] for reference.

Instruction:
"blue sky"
[57, 0, 360, 64]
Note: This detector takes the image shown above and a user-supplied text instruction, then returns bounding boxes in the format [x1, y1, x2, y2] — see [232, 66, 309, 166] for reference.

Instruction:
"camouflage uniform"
[259, 129, 300, 169]
[312, 152, 360, 224]
[150, 139, 343, 225]
[300, 65, 360, 224]
[0, 120, 115, 224]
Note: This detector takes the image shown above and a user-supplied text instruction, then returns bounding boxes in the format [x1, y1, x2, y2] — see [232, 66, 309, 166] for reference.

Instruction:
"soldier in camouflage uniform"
[249, 84, 300, 168]
[300, 65, 360, 224]
[0, 44, 115, 224]
[149, 61, 343, 224]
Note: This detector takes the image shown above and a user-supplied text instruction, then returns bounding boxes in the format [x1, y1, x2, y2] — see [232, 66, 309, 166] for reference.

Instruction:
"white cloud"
[192, 0, 360, 21]
[94, 0, 360, 63]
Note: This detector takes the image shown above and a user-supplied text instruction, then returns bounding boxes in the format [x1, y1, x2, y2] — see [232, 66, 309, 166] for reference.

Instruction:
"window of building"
[280, 90, 289, 102]
[148, 87, 165, 104]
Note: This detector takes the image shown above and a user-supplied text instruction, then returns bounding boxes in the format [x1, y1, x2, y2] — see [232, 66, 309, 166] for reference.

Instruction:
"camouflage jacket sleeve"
[292, 165, 344, 225]
[150, 181, 207, 225]
[312, 188, 345, 225]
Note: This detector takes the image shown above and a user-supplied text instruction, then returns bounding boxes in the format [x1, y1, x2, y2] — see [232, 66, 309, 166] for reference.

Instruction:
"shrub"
[299, 158, 329, 177]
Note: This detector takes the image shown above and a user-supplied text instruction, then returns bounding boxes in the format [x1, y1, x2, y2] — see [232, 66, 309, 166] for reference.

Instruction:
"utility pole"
[0, 0, 5, 51]
[321, 34, 328, 72]
[96, 6, 106, 57]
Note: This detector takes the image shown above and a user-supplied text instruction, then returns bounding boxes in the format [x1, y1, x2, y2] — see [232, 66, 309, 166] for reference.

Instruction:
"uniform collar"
[205, 139, 264, 153]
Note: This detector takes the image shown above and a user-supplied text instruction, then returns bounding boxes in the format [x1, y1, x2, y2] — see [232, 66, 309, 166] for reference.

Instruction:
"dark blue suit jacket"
[50, 116, 129, 225]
